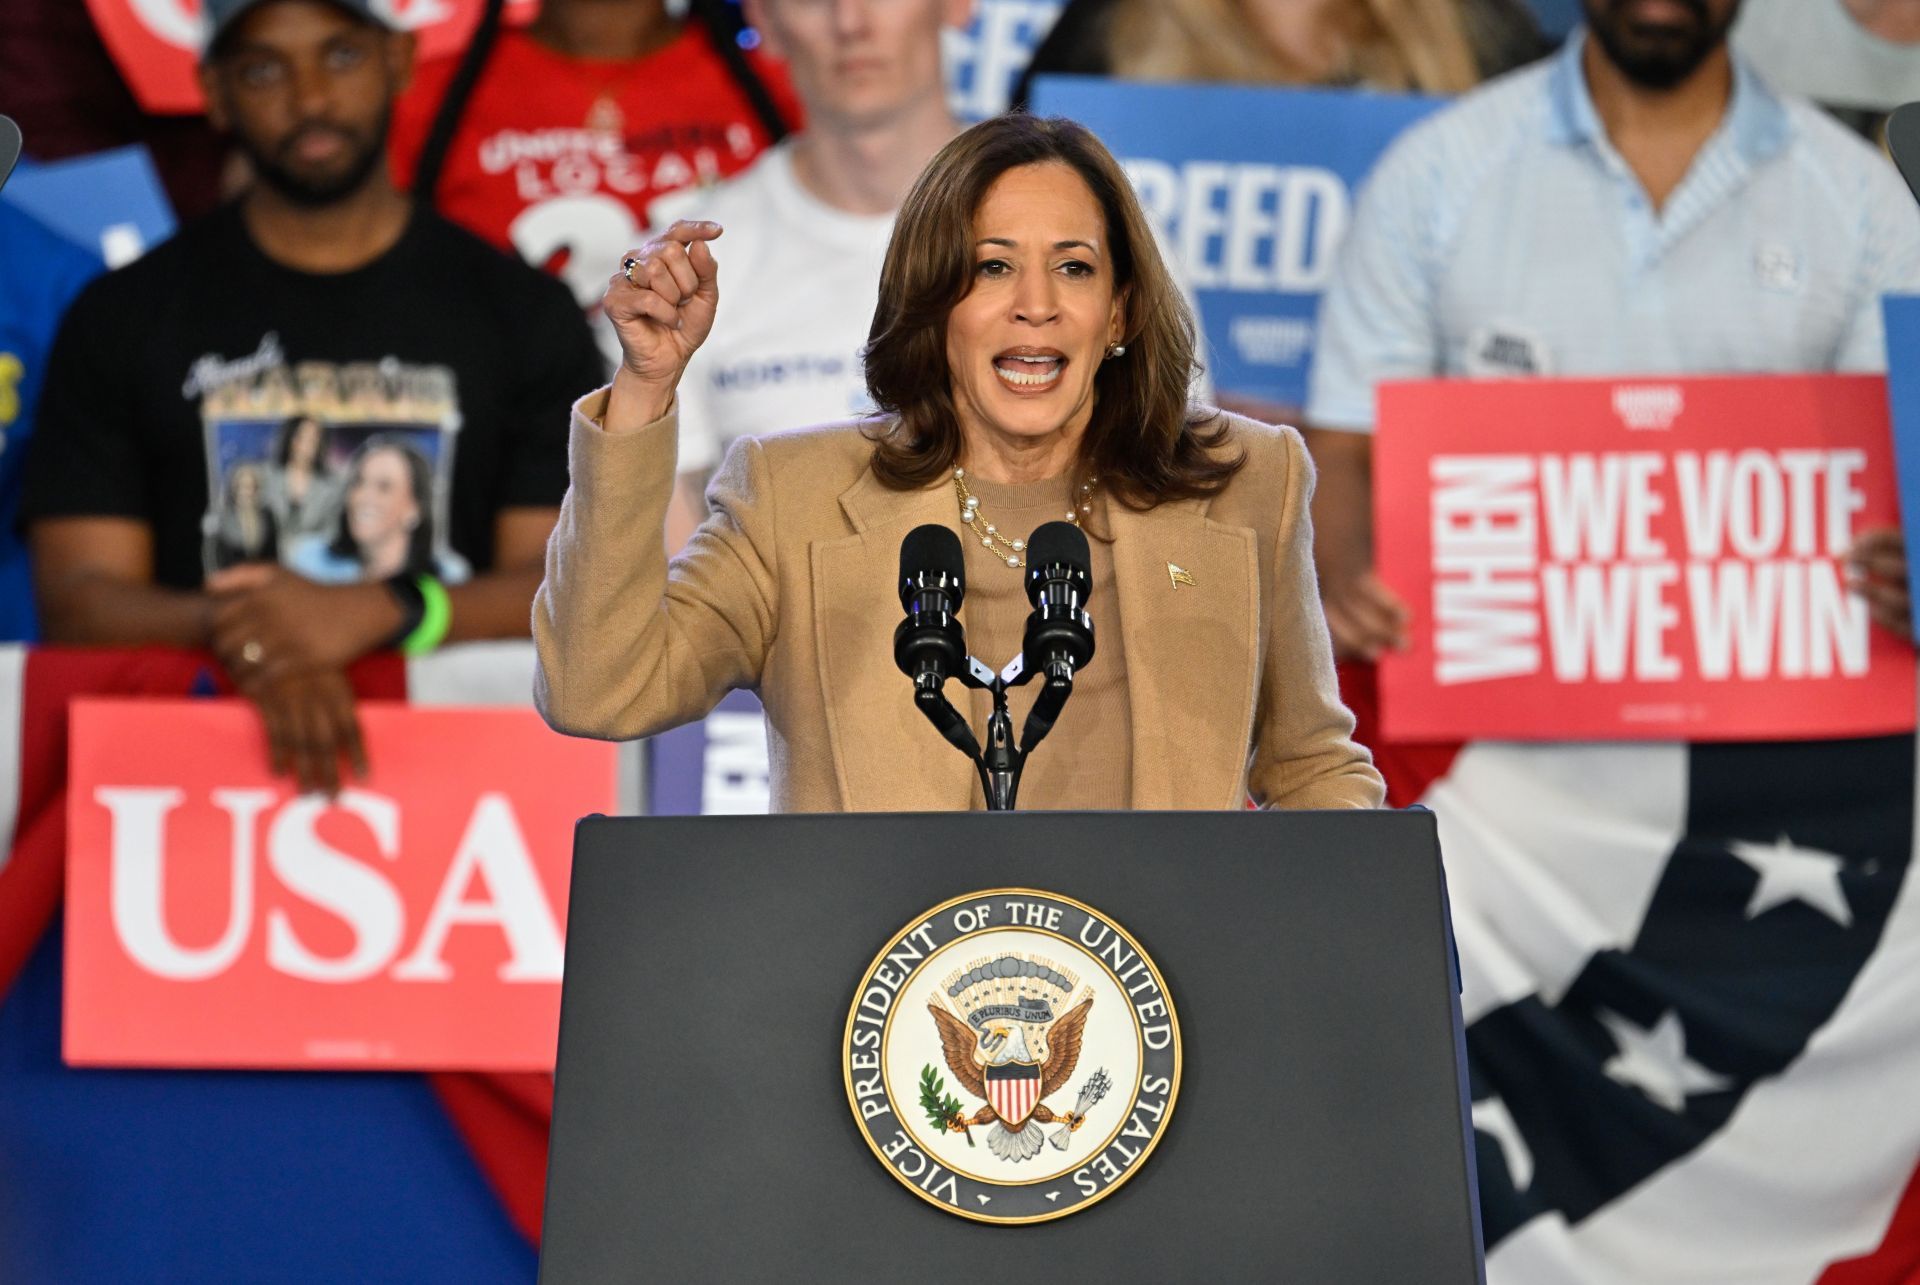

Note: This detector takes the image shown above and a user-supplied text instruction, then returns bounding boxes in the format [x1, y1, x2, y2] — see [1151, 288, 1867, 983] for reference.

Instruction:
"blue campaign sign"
[1031, 77, 1441, 410]
[1, 146, 175, 269]
[1881, 295, 1920, 619]
[647, 689, 771, 816]
[944, 0, 1063, 121]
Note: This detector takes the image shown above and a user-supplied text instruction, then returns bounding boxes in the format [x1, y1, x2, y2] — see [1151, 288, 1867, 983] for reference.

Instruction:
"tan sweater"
[533, 389, 1384, 813]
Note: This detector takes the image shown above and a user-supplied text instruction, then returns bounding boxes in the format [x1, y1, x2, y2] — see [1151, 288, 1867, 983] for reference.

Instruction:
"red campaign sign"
[86, 0, 539, 116]
[1374, 374, 1916, 742]
[64, 700, 617, 1069]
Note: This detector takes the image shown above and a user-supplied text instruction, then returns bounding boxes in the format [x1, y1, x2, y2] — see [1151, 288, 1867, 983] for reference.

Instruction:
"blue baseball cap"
[200, 0, 397, 58]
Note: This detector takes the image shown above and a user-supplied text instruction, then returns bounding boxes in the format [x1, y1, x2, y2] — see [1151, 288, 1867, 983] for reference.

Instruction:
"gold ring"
[622, 256, 641, 286]
[240, 640, 264, 666]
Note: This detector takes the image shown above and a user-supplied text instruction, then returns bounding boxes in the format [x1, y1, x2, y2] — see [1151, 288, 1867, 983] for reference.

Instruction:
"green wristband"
[400, 575, 451, 656]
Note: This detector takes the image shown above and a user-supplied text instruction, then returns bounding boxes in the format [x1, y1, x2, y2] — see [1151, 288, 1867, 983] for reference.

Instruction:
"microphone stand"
[938, 652, 1069, 811]
[977, 669, 1021, 812]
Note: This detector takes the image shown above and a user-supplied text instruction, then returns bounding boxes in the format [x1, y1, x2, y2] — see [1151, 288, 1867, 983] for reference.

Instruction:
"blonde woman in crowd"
[1015, 0, 1543, 103]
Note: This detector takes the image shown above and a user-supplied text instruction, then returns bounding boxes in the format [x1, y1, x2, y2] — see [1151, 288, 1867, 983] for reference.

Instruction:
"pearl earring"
[1105, 343, 1127, 359]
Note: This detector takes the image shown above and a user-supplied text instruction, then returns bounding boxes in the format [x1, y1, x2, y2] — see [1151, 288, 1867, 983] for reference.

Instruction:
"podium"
[539, 810, 1484, 1283]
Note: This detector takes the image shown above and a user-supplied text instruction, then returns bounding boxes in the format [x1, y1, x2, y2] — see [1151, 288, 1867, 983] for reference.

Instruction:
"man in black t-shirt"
[21, 0, 602, 792]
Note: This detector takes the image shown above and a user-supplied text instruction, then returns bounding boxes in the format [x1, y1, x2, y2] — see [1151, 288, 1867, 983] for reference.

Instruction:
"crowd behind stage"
[4, 0, 1913, 780]
[5, 0, 1920, 1279]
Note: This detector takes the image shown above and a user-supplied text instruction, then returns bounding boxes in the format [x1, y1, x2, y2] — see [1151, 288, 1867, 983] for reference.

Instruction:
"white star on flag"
[1727, 833, 1853, 927]
[1472, 1096, 1534, 1191]
[1598, 1009, 1732, 1113]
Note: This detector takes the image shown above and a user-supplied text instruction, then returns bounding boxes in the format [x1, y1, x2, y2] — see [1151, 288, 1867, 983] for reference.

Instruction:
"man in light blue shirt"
[1305, 0, 1920, 656]
[1302, 3, 1920, 1274]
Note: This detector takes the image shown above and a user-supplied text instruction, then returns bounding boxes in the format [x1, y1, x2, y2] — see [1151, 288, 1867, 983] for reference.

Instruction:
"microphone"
[1022, 521, 1095, 678]
[895, 524, 967, 688]
[1019, 522, 1095, 747]
[894, 525, 980, 758]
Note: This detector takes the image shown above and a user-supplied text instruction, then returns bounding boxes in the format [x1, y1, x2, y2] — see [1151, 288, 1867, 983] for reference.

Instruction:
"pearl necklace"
[952, 466, 1097, 569]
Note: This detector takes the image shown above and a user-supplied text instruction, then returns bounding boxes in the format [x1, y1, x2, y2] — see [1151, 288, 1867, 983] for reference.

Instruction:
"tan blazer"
[534, 388, 1384, 813]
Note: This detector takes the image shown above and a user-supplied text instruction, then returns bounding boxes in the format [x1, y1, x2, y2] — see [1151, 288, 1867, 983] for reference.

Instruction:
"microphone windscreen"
[900, 524, 966, 605]
[1025, 521, 1090, 577]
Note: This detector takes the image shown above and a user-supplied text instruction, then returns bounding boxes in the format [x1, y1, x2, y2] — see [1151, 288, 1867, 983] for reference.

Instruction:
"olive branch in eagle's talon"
[920, 1064, 975, 1146]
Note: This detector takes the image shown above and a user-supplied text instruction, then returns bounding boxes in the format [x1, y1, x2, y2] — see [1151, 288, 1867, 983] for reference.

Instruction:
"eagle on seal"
[928, 996, 1094, 1162]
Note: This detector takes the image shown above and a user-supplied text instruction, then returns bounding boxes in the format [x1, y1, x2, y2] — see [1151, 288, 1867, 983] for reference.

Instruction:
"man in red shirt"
[389, 0, 801, 316]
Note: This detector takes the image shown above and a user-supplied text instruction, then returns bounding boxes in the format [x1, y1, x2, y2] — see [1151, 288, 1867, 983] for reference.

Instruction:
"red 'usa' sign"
[65, 700, 617, 1069]
[1374, 374, 1915, 742]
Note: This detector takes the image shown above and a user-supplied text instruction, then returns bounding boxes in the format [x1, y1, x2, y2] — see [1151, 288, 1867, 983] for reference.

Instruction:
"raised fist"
[603, 220, 722, 424]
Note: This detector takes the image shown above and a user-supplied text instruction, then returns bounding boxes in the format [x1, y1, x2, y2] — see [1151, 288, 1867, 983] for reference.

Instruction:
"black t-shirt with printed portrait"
[20, 202, 603, 590]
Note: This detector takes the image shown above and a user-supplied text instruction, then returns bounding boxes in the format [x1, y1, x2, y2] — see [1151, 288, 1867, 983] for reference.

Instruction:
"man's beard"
[1583, 0, 1738, 90]
[234, 108, 390, 208]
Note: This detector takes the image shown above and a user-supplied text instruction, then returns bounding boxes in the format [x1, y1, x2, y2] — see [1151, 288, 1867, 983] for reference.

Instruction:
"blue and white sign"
[944, 0, 1062, 121]
[1881, 295, 1920, 620]
[1031, 77, 1441, 410]
[1, 146, 175, 269]
[648, 689, 770, 816]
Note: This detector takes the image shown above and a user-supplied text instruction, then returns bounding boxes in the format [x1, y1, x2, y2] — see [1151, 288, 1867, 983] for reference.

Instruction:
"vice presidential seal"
[842, 889, 1180, 1224]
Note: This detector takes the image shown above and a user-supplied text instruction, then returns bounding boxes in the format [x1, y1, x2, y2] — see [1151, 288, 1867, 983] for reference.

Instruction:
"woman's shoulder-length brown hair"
[862, 113, 1242, 509]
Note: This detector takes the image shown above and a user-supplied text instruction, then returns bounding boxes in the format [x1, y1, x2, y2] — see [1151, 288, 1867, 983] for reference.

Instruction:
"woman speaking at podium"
[533, 115, 1382, 813]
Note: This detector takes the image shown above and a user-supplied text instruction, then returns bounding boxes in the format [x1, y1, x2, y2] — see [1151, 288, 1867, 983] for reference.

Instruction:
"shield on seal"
[984, 1061, 1043, 1126]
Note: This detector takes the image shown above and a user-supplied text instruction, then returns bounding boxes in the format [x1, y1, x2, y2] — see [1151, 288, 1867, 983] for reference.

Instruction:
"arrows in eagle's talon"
[1049, 1068, 1114, 1149]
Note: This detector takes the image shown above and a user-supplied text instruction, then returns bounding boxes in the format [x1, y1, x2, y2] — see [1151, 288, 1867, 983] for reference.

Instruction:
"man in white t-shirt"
[649, 0, 1211, 548]
[647, 0, 971, 545]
